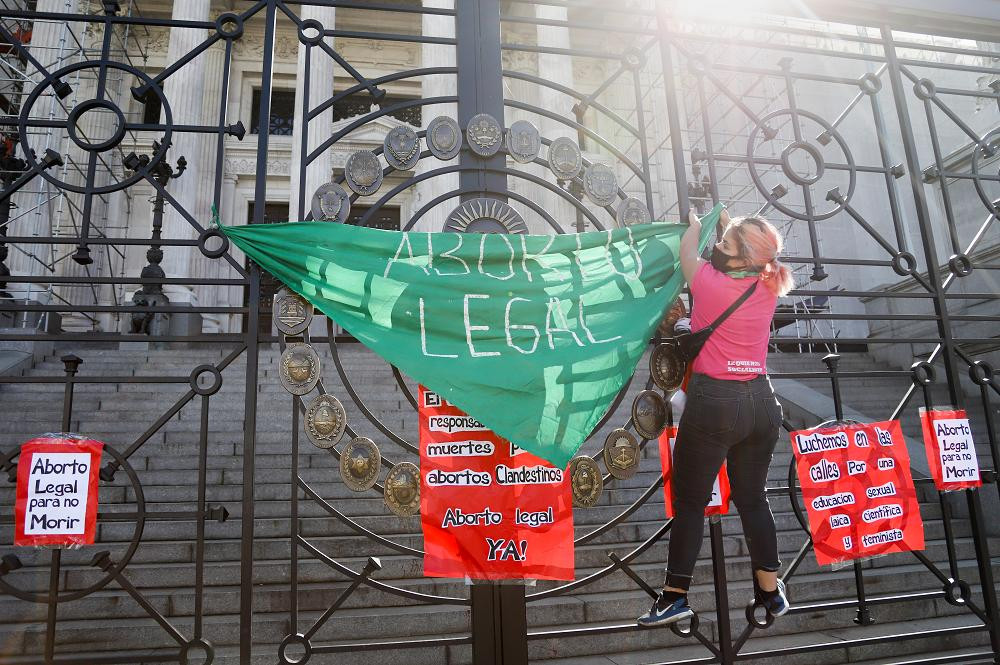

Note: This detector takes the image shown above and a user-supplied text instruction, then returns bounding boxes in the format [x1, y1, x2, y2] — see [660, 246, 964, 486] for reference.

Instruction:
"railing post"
[709, 516, 735, 664]
[453, 3, 529, 661]
[655, 4, 692, 221]
[822, 354, 874, 625]
[471, 584, 528, 665]
[240, 2, 276, 660]
[60, 353, 81, 431]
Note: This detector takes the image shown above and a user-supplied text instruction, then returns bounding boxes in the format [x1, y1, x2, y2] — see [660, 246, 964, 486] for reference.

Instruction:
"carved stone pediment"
[331, 114, 407, 145]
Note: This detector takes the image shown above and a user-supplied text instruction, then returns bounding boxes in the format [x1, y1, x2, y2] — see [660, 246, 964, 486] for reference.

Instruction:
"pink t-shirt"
[689, 262, 777, 381]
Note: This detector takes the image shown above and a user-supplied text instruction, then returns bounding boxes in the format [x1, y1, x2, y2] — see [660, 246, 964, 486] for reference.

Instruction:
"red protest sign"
[15, 435, 103, 547]
[920, 408, 981, 490]
[658, 426, 731, 517]
[418, 386, 574, 580]
[791, 420, 924, 566]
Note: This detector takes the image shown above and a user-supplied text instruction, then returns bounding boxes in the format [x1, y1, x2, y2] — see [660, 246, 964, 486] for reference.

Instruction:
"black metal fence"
[0, 1, 997, 663]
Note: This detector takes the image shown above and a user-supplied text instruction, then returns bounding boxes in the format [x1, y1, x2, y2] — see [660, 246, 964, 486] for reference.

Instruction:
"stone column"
[191, 42, 227, 331]
[219, 172, 241, 333]
[534, 4, 579, 232]
[412, 0, 457, 233]
[289, 6, 336, 221]
[159, 0, 209, 305]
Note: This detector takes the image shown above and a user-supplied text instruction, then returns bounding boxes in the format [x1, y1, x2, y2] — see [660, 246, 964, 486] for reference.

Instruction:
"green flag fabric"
[220, 204, 721, 469]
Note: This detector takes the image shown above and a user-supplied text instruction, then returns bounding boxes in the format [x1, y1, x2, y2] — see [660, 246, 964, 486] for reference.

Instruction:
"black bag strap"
[701, 281, 759, 334]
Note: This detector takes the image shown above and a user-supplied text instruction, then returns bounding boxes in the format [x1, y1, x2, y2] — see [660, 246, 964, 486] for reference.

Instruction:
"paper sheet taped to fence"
[919, 408, 982, 491]
[791, 420, 924, 566]
[15, 435, 103, 547]
[419, 386, 574, 580]
[659, 425, 731, 517]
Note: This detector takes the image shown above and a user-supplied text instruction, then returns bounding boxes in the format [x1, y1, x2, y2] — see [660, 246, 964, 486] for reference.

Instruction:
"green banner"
[220, 204, 720, 468]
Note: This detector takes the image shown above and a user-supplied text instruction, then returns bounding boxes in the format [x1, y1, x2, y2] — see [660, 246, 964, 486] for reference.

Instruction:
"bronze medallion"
[443, 197, 527, 234]
[340, 436, 381, 491]
[384, 461, 420, 517]
[279, 343, 320, 396]
[505, 119, 540, 164]
[569, 456, 603, 508]
[273, 288, 313, 336]
[384, 125, 420, 170]
[466, 113, 502, 157]
[650, 342, 685, 392]
[603, 428, 640, 480]
[311, 182, 351, 222]
[583, 163, 618, 207]
[548, 136, 582, 181]
[656, 298, 687, 338]
[345, 150, 383, 196]
[632, 390, 667, 441]
[427, 115, 462, 160]
[304, 393, 347, 449]
[617, 197, 651, 227]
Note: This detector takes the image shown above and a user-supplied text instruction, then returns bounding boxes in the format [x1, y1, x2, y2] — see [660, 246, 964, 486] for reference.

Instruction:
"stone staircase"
[0, 345, 997, 664]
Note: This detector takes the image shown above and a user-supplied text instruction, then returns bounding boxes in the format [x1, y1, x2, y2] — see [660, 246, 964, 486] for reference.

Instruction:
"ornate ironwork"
[123, 142, 185, 336]
[0, 1, 997, 664]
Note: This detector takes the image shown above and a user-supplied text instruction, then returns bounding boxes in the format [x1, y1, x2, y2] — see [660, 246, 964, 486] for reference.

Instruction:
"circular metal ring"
[198, 228, 229, 259]
[668, 609, 700, 637]
[780, 140, 825, 186]
[947, 253, 973, 277]
[215, 12, 244, 39]
[745, 600, 774, 629]
[0, 443, 145, 603]
[910, 360, 936, 386]
[19, 61, 172, 195]
[968, 360, 994, 386]
[943, 579, 971, 606]
[970, 129, 1000, 217]
[747, 108, 856, 221]
[66, 99, 127, 153]
[278, 633, 311, 665]
[180, 637, 215, 665]
[190, 365, 223, 396]
[913, 78, 937, 100]
[858, 73, 882, 95]
[298, 18, 324, 45]
[891, 251, 917, 276]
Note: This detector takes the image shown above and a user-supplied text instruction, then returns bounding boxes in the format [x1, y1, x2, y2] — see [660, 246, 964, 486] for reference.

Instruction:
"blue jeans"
[665, 373, 783, 591]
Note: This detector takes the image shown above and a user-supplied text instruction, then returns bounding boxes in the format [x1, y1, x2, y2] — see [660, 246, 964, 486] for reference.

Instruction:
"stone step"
[532, 614, 992, 665]
[0, 538, 986, 626]
[3, 346, 991, 664]
[2, 559, 995, 661]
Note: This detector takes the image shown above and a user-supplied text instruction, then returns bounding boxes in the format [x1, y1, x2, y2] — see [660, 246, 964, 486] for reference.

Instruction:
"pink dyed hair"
[727, 215, 794, 297]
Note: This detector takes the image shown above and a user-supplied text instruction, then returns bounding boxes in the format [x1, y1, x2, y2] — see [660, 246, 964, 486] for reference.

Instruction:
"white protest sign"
[15, 437, 103, 546]
[920, 409, 981, 490]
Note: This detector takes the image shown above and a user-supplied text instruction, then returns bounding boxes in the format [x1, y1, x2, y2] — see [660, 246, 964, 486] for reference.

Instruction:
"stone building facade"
[2, 0, 997, 365]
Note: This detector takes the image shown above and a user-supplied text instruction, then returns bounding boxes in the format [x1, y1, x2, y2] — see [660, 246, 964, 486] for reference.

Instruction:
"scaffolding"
[0, 0, 149, 331]
[671, 16, 853, 351]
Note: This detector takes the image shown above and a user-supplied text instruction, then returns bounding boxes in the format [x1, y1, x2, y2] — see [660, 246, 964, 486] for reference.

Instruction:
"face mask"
[710, 246, 736, 272]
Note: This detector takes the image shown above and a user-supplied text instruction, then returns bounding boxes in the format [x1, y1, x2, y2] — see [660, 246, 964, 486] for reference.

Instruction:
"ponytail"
[759, 258, 794, 297]
[728, 215, 794, 297]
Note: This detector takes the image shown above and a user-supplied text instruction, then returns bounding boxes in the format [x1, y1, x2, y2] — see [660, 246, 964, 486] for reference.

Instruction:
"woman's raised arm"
[679, 208, 729, 283]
